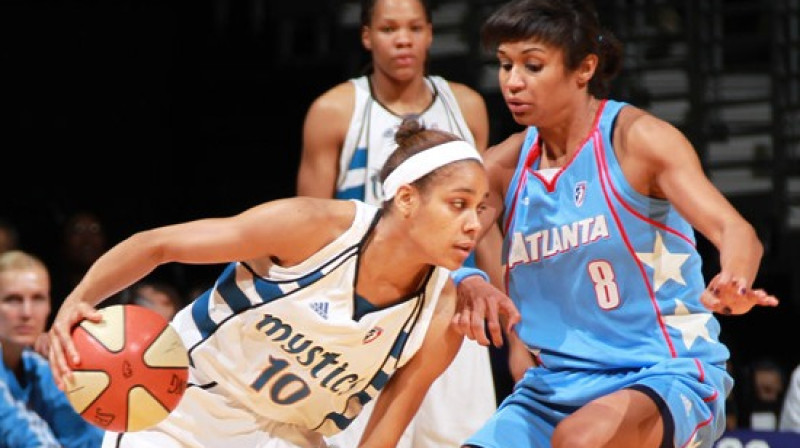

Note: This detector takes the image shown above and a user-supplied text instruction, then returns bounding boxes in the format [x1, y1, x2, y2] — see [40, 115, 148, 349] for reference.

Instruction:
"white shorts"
[326, 338, 496, 448]
[102, 385, 326, 448]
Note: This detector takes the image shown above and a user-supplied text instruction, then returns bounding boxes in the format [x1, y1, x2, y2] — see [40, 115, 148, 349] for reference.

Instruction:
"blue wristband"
[450, 267, 489, 286]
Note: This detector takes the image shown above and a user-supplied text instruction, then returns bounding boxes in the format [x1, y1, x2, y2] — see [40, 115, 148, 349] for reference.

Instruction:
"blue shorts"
[465, 358, 732, 448]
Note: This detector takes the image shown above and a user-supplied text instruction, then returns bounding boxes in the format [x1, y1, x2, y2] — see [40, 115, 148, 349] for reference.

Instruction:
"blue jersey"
[502, 99, 729, 370]
[0, 348, 103, 448]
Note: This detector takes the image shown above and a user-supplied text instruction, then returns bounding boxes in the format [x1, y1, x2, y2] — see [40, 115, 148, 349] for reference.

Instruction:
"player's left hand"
[452, 275, 520, 347]
[700, 272, 779, 315]
[48, 299, 104, 390]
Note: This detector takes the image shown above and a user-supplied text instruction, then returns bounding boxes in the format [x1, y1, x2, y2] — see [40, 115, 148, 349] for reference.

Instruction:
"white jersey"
[335, 75, 476, 204]
[326, 76, 497, 448]
[111, 201, 450, 447]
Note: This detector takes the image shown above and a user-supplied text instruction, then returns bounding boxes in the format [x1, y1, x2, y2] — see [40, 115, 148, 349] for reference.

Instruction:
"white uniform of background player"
[326, 75, 496, 448]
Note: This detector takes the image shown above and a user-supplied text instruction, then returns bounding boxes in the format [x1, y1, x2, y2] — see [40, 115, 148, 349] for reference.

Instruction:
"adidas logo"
[310, 301, 329, 320]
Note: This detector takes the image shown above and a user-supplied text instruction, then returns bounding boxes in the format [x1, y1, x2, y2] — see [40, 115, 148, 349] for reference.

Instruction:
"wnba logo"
[363, 327, 383, 344]
[574, 181, 587, 207]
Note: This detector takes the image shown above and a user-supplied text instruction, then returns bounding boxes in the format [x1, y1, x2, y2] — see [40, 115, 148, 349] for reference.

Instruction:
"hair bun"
[395, 116, 426, 146]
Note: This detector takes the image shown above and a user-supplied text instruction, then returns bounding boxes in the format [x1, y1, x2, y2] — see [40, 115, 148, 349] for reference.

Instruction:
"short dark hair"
[481, 0, 623, 98]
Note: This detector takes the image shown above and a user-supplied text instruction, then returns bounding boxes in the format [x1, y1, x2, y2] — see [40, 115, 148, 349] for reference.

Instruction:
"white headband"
[382, 140, 483, 200]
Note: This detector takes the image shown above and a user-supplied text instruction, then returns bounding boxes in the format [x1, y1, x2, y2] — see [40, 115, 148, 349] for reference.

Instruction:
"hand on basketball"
[452, 275, 520, 347]
[48, 299, 104, 390]
[700, 272, 779, 315]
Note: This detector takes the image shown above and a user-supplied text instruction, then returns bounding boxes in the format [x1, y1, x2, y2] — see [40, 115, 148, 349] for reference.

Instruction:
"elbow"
[126, 230, 170, 264]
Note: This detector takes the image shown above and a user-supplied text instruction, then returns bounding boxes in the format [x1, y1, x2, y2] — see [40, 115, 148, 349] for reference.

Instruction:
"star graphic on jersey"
[664, 300, 713, 349]
[636, 232, 690, 291]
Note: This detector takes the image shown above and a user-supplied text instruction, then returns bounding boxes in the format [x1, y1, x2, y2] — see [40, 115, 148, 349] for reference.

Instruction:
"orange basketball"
[64, 304, 189, 432]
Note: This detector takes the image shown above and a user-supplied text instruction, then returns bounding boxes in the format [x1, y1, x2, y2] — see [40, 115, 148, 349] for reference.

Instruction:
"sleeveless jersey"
[502, 99, 730, 370]
[170, 200, 449, 436]
[335, 75, 475, 203]
[325, 75, 495, 448]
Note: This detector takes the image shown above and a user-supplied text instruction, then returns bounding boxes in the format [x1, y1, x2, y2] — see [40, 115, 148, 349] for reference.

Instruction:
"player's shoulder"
[308, 81, 356, 117]
[481, 130, 528, 174]
[614, 103, 687, 158]
[444, 79, 484, 104]
[293, 197, 362, 231]
[616, 103, 676, 139]
[488, 130, 527, 157]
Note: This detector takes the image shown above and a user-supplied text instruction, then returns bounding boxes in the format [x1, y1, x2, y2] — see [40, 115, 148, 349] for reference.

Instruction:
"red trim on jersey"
[503, 139, 539, 237]
[695, 358, 706, 382]
[528, 100, 608, 192]
[594, 132, 696, 247]
[592, 132, 678, 358]
[681, 415, 713, 448]
[694, 358, 720, 403]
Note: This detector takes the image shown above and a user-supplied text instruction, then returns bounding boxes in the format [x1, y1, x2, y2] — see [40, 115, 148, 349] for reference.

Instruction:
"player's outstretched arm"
[49, 197, 355, 389]
[623, 109, 779, 315]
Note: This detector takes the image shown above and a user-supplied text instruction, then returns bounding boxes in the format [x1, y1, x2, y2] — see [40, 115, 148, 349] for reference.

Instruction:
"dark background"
[4, 0, 800, 410]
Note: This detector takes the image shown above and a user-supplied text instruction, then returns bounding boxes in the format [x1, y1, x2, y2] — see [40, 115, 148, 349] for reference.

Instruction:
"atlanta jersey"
[467, 100, 735, 448]
[503, 99, 730, 370]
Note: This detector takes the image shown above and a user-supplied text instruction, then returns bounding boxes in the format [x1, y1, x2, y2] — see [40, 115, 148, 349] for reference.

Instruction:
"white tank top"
[335, 75, 475, 204]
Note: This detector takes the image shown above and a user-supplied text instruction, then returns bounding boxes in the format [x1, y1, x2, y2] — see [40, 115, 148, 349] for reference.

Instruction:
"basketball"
[64, 304, 189, 433]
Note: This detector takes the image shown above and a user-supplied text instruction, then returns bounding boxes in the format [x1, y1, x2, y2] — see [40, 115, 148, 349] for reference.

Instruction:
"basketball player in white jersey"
[297, 1, 498, 446]
[47, 120, 490, 448]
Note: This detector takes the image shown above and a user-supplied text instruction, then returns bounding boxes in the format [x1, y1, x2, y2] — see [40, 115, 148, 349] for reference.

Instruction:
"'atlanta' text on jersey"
[507, 214, 610, 267]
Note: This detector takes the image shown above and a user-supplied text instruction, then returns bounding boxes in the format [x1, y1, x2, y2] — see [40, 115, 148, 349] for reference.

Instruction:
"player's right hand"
[452, 275, 520, 347]
[48, 299, 103, 390]
[700, 272, 779, 315]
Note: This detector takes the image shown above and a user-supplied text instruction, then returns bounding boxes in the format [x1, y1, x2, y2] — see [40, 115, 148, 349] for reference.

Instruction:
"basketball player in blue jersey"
[451, 1, 781, 447]
[46, 119, 489, 448]
[297, 0, 499, 446]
